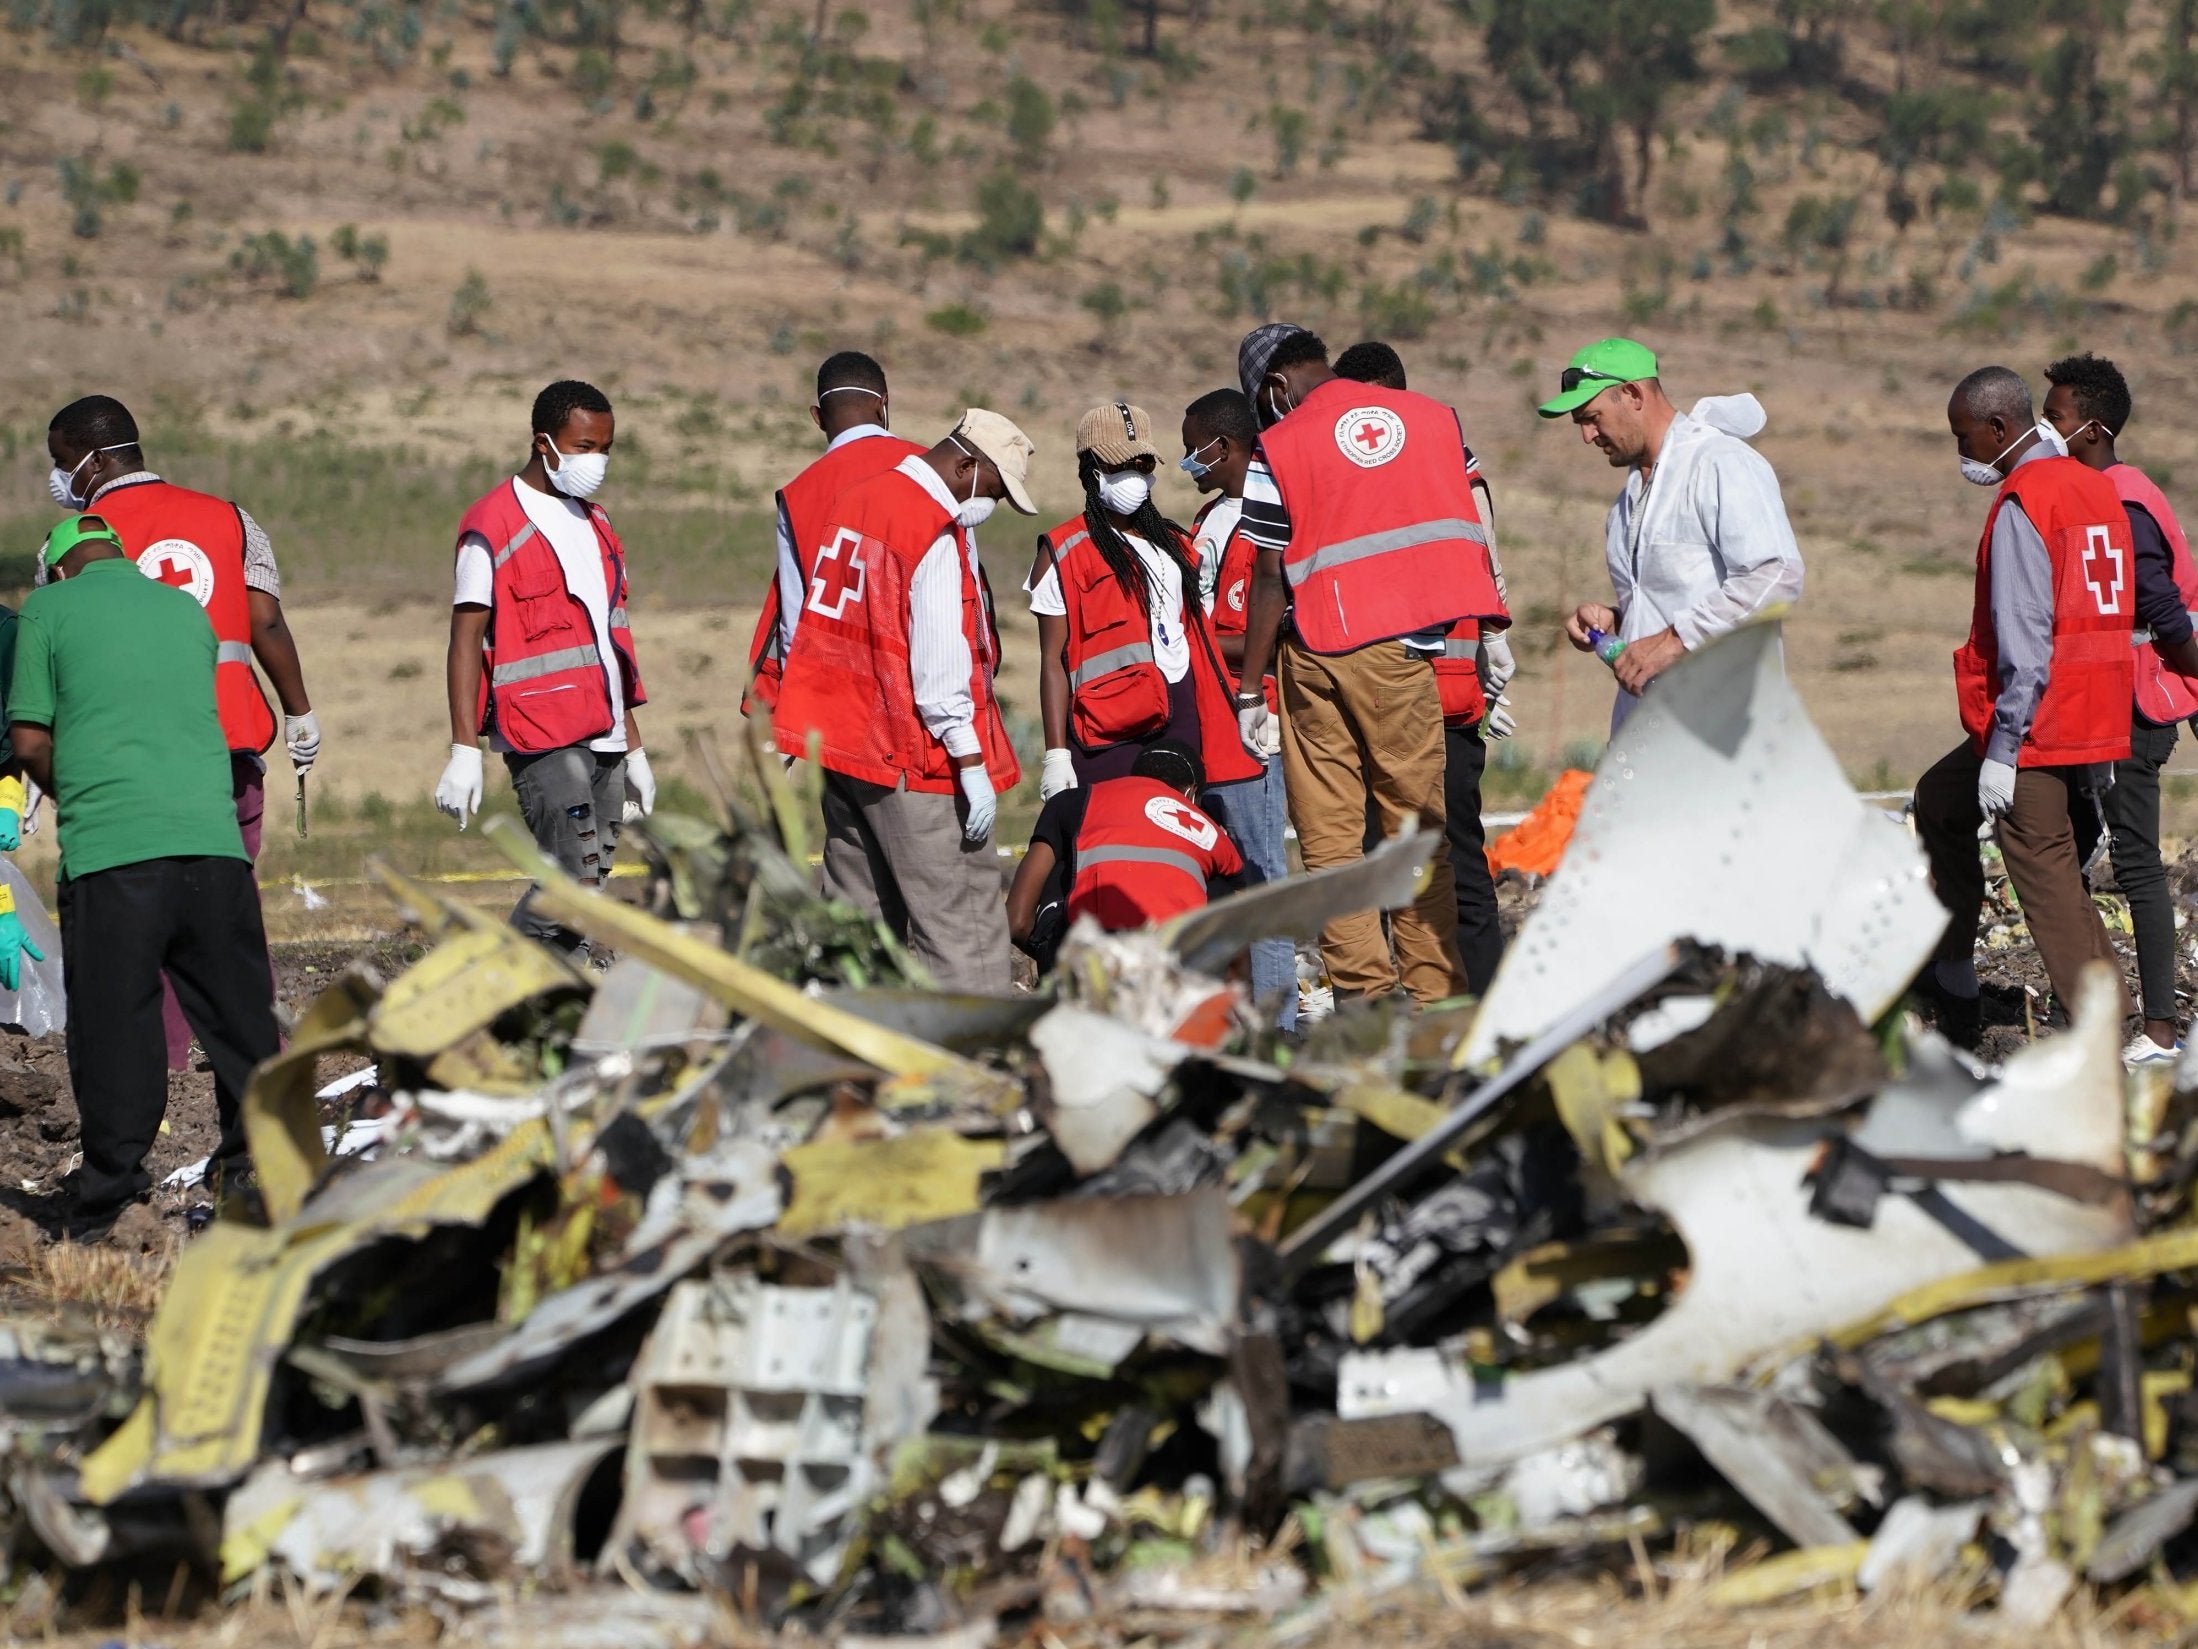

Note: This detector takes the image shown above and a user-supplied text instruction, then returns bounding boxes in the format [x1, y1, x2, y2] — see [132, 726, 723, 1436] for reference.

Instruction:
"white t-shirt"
[453, 477, 629, 754]
[1027, 529, 1190, 683]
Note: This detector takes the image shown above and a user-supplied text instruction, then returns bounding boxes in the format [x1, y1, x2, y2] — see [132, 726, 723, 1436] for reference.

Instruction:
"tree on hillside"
[2153, 0, 2198, 199]
[2016, 0, 2134, 219]
[1480, 0, 1715, 226]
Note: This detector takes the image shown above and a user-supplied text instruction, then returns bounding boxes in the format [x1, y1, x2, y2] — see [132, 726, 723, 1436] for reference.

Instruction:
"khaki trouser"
[821, 770, 1011, 994]
[1280, 636, 1468, 1003]
[1913, 740, 2128, 1021]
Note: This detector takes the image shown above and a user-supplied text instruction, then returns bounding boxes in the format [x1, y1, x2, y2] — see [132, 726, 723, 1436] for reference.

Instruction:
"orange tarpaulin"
[1486, 769, 1592, 880]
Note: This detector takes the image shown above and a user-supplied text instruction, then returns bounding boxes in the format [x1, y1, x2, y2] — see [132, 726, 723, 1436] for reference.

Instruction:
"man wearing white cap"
[773, 410, 1033, 992]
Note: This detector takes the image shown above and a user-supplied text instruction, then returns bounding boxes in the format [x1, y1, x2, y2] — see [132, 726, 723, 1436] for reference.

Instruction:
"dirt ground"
[0, 935, 413, 1260]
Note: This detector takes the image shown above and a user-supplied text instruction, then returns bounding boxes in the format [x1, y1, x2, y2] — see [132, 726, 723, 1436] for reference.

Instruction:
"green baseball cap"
[1537, 337, 1660, 418]
[42, 512, 123, 568]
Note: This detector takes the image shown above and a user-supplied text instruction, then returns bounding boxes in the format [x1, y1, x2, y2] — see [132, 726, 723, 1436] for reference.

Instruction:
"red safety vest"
[1955, 456, 2134, 768]
[774, 464, 1021, 794]
[456, 480, 648, 756]
[1257, 377, 1508, 654]
[2109, 463, 2198, 727]
[1038, 512, 1258, 787]
[91, 478, 276, 755]
[1069, 774, 1244, 931]
[1196, 497, 1278, 717]
[745, 432, 927, 715]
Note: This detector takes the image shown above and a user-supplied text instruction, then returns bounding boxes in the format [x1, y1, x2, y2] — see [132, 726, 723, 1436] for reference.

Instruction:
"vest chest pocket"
[1064, 552, 1169, 746]
[505, 551, 571, 643]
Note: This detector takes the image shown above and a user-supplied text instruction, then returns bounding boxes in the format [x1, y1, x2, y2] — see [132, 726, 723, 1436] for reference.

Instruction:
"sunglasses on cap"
[1558, 367, 1628, 394]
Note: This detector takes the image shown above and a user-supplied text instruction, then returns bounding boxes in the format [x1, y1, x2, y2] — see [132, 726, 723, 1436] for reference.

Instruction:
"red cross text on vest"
[806, 528, 868, 620]
[2082, 524, 2125, 616]
[1354, 422, 1386, 452]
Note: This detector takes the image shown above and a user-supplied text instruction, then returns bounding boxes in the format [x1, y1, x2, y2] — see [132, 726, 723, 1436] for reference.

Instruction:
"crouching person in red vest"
[1007, 740, 1242, 970]
[1912, 366, 2134, 1048]
[435, 381, 652, 957]
[2046, 352, 2198, 1065]
[773, 410, 1031, 993]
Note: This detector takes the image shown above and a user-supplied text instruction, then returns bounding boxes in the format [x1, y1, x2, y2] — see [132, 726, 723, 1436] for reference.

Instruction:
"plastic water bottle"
[1585, 626, 1627, 666]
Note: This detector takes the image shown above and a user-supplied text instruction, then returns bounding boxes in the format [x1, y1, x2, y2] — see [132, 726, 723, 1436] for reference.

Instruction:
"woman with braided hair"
[1026, 401, 1259, 798]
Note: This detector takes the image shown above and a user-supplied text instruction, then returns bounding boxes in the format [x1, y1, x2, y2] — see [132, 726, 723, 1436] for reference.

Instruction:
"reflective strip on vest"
[1442, 635, 1479, 661]
[216, 640, 255, 666]
[1069, 641, 1157, 690]
[609, 606, 628, 629]
[2132, 609, 2198, 645]
[1077, 842, 1207, 887]
[1299, 518, 1489, 580]
[492, 643, 601, 686]
[490, 523, 539, 569]
[1053, 529, 1091, 557]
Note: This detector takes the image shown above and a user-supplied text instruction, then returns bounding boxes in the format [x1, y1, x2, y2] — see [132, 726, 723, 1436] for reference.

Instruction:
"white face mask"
[47, 442, 132, 509]
[1262, 378, 1296, 428]
[543, 438, 609, 500]
[949, 435, 997, 527]
[1959, 424, 2044, 488]
[1097, 469, 1153, 516]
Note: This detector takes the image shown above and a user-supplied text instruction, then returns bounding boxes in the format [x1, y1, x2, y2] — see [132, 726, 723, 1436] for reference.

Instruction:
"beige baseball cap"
[951, 408, 1038, 516]
[1074, 400, 1160, 467]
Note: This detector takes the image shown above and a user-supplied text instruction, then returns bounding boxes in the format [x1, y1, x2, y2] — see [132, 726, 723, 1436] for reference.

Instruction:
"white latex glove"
[21, 777, 41, 837]
[957, 763, 997, 844]
[624, 747, 656, 817]
[1039, 747, 1078, 800]
[285, 709, 322, 776]
[1978, 757, 2017, 821]
[435, 742, 484, 829]
[1238, 703, 1281, 759]
[1478, 631, 1516, 698]
[1482, 691, 1516, 740]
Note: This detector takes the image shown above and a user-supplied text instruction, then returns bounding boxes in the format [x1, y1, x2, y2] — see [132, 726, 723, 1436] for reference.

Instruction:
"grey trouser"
[821, 770, 1010, 993]
[2072, 717, 2181, 1023]
[506, 746, 625, 954]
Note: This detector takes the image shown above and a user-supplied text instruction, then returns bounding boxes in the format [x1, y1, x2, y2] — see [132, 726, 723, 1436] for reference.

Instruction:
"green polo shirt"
[8, 557, 244, 879]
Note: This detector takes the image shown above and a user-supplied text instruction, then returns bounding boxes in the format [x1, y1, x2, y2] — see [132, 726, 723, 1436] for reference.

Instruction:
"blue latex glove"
[0, 909, 43, 993]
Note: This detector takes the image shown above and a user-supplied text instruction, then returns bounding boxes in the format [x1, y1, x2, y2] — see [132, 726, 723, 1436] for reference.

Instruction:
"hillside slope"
[2, 0, 2196, 782]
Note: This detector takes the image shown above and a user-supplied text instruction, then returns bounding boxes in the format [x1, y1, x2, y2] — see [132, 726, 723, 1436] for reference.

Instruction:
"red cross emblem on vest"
[135, 538, 216, 607]
[806, 527, 868, 619]
[1333, 406, 1406, 469]
[2081, 524, 2125, 616]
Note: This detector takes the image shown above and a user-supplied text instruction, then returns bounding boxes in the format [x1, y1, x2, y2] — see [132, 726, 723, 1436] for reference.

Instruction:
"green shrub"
[1078, 282, 1129, 324]
[1006, 76, 1056, 163]
[230, 231, 320, 299]
[447, 268, 492, 336]
[926, 302, 987, 336]
[1228, 166, 1258, 205]
[958, 172, 1043, 267]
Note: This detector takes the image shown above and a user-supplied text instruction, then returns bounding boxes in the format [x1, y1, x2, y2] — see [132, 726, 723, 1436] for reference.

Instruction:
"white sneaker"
[2124, 1032, 2181, 1068]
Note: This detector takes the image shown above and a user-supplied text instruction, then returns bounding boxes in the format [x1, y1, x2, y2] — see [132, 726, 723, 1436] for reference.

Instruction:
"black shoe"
[60, 1199, 127, 1244]
[1908, 970, 1983, 1051]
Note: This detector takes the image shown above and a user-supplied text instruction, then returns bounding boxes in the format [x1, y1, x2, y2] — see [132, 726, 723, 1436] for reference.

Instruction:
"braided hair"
[1076, 449, 1204, 614]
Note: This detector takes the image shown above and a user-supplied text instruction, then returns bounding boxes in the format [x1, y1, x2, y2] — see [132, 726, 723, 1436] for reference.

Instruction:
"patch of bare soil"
[0, 933, 418, 1247]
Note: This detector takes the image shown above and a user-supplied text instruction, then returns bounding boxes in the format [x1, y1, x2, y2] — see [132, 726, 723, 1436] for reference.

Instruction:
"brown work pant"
[1914, 740, 2128, 1021]
[1280, 636, 1468, 1003]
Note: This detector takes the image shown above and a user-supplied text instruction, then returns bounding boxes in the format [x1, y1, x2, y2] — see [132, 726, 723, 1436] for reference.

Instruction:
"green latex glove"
[0, 910, 44, 993]
[0, 808, 20, 853]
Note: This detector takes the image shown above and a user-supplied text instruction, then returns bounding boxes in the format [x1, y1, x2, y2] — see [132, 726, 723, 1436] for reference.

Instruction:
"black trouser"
[2072, 717, 2181, 1023]
[1444, 723, 1505, 994]
[60, 855, 281, 1214]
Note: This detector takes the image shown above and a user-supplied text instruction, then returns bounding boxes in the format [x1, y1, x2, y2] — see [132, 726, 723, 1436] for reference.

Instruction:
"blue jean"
[1208, 753, 1297, 1031]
